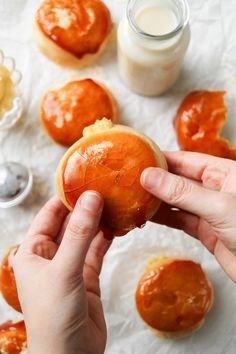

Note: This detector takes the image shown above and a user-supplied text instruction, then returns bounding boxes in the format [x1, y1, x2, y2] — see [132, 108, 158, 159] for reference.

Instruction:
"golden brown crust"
[55, 122, 168, 211]
[39, 79, 119, 146]
[137, 257, 214, 339]
[33, 19, 113, 68]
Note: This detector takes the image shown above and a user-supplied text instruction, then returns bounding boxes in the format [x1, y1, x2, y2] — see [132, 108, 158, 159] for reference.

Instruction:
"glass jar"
[117, 0, 190, 96]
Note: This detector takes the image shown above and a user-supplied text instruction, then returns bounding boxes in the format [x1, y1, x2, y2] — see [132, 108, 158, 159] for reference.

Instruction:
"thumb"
[54, 191, 103, 277]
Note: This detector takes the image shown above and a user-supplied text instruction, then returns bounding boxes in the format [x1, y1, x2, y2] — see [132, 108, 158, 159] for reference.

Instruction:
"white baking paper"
[0, 0, 236, 353]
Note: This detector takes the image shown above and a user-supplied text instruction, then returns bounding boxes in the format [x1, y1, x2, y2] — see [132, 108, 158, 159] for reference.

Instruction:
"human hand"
[141, 151, 236, 283]
[13, 191, 111, 354]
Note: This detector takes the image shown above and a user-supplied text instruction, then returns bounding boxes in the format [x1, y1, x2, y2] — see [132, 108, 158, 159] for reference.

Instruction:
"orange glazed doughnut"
[0, 246, 21, 313]
[136, 257, 214, 339]
[40, 79, 118, 147]
[34, 0, 112, 68]
[56, 118, 167, 238]
[174, 90, 236, 160]
[0, 321, 27, 354]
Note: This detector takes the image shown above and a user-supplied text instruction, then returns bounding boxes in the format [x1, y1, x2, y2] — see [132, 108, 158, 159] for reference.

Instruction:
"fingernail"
[141, 168, 161, 190]
[79, 191, 102, 213]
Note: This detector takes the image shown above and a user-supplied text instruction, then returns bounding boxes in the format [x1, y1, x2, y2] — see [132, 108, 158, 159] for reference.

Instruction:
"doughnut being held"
[0, 321, 27, 354]
[34, 0, 112, 68]
[175, 90, 236, 159]
[56, 118, 167, 238]
[0, 246, 21, 313]
[40, 79, 118, 147]
[135, 257, 214, 339]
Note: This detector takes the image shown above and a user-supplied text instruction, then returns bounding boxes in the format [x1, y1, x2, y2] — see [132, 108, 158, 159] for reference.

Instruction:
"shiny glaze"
[36, 0, 112, 58]
[136, 259, 212, 332]
[62, 131, 159, 237]
[0, 321, 26, 354]
[0, 246, 21, 312]
[175, 90, 236, 159]
[41, 79, 116, 147]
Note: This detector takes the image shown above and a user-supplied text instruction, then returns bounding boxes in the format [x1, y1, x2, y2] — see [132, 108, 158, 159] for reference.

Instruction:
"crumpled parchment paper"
[0, 0, 236, 353]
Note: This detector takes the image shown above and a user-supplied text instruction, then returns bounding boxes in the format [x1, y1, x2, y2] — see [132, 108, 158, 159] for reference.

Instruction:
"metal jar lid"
[0, 161, 33, 208]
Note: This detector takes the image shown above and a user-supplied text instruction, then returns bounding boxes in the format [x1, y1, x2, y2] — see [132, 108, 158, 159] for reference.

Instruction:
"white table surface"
[0, 0, 236, 353]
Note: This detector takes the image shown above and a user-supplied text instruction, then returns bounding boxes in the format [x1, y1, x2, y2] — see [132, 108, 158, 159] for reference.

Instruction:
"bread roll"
[0, 245, 21, 313]
[0, 320, 27, 353]
[56, 118, 167, 238]
[174, 90, 236, 160]
[34, 0, 113, 68]
[135, 257, 214, 339]
[40, 79, 118, 147]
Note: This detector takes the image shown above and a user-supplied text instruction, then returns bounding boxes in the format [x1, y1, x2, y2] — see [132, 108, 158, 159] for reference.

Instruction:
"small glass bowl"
[0, 50, 23, 130]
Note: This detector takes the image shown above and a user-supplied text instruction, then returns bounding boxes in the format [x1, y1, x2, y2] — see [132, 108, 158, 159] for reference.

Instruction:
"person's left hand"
[13, 192, 111, 354]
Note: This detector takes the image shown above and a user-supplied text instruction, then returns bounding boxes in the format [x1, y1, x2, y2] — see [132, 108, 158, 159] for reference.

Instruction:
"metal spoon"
[0, 161, 33, 208]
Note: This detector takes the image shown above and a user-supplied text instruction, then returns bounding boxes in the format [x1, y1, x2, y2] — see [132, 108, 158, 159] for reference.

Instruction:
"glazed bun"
[174, 90, 236, 160]
[0, 246, 21, 313]
[56, 118, 167, 238]
[34, 0, 113, 68]
[40, 79, 118, 147]
[0, 321, 27, 353]
[135, 257, 214, 339]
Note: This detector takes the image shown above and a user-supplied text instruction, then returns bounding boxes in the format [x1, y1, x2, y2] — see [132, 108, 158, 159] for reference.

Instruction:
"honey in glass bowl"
[0, 50, 23, 130]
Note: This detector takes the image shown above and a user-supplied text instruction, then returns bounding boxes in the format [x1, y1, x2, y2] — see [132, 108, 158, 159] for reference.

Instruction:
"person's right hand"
[13, 191, 111, 354]
[141, 151, 236, 283]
